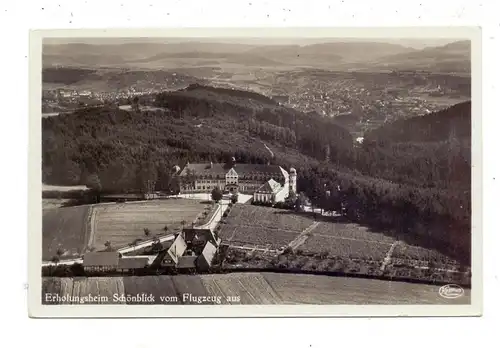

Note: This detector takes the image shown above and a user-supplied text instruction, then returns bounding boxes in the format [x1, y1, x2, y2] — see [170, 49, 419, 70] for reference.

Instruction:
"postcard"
[28, 27, 482, 317]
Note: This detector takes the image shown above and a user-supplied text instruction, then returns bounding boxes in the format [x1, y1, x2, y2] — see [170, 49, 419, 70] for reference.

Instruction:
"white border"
[28, 27, 482, 318]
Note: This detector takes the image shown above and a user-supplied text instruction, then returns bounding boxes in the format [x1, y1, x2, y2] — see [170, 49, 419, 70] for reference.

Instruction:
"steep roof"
[83, 252, 120, 267]
[256, 179, 281, 193]
[166, 234, 187, 265]
[179, 163, 227, 177]
[200, 241, 217, 266]
[179, 162, 286, 178]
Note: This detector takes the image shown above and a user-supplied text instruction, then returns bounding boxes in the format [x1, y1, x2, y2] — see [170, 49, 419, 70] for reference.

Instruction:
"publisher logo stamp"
[439, 284, 465, 299]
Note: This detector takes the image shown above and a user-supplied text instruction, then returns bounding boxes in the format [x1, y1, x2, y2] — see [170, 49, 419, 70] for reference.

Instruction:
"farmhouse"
[176, 158, 297, 204]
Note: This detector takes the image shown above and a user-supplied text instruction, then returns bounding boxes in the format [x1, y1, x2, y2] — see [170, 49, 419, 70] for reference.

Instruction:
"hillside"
[42, 84, 353, 190]
[363, 101, 471, 144]
[42, 86, 471, 264]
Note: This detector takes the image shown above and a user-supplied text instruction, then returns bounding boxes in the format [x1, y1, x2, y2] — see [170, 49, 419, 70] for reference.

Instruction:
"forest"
[42, 85, 471, 264]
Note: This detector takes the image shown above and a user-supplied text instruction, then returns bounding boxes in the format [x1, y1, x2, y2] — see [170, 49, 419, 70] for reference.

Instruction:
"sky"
[44, 37, 463, 49]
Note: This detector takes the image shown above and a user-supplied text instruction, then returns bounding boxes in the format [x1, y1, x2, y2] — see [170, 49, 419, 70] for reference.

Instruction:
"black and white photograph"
[29, 28, 481, 316]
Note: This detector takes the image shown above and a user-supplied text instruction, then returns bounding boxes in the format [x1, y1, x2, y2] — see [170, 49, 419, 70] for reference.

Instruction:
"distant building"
[177, 159, 297, 204]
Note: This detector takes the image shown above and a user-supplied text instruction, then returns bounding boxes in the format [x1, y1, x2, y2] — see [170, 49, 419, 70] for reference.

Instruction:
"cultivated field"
[218, 205, 316, 248]
[310, 222, 396, 243]
[201, 273, 282, 304]
[391, 243, 460, 267]
[298, 221, 396, 261]
[300, 236, 392, 260]
[220, 226, 300, 249]
[42, 205, 91, 261]
[91, 199, 208, 251]
[217, 206, 465, 282]
[42, 273, 471, 305]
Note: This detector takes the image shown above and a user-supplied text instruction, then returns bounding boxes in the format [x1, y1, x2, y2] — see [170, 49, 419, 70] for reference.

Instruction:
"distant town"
[42, 68, 470, 136]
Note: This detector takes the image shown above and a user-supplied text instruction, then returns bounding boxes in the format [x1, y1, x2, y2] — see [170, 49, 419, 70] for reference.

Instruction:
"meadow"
[91, 199, 209, 251]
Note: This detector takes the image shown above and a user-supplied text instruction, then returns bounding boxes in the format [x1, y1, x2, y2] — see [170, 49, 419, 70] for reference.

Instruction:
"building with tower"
[176, 159, 297, 205]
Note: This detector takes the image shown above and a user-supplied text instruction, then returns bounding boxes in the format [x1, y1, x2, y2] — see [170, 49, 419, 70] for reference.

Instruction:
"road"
[196, 201, 229, 232]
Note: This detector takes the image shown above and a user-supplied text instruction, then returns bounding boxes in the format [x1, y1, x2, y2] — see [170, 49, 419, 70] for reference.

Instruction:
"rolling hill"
[42, 40, 469, 73]
[368, 40, 471, 73]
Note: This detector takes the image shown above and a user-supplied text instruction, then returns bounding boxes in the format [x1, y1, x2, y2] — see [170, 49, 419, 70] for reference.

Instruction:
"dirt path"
[262, 141, 274, 158]
[287, 222, 320, 251]
[85, 206, 98, 252]
[380, 241, 400, 271]
[225, 244, 277, 253]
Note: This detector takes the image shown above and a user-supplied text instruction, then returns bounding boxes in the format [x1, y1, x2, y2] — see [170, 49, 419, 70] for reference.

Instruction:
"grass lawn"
[91, 199, 209, 251]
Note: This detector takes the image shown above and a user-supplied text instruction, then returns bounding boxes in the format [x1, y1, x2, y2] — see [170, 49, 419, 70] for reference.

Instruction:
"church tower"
[289, 168, 297, 194]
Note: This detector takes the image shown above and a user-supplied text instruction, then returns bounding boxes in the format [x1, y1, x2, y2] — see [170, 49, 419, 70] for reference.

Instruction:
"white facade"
[179, 163, 297, 204]
[289, 168, 297, 194]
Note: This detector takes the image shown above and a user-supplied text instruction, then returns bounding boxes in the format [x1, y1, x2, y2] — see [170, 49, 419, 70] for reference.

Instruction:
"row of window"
[194, 175, 272, 180]
[190, 184, 264, 192]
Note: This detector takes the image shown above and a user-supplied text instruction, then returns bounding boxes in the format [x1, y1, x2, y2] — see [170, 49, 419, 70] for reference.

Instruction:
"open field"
[42, 205, 91, 261]
[42, 272, 471, 305]
[260, 273, 470, 305]
[91, 199, 208, 251]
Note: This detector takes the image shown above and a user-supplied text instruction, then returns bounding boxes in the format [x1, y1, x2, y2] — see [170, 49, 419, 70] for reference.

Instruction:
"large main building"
[176, 160, 297, 204]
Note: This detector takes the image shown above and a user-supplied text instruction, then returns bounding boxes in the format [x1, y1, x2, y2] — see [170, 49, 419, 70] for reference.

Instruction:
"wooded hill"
[42, 85, 471, 265]
[42, 84, 353, 191]
[364, 101, 471, 144]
